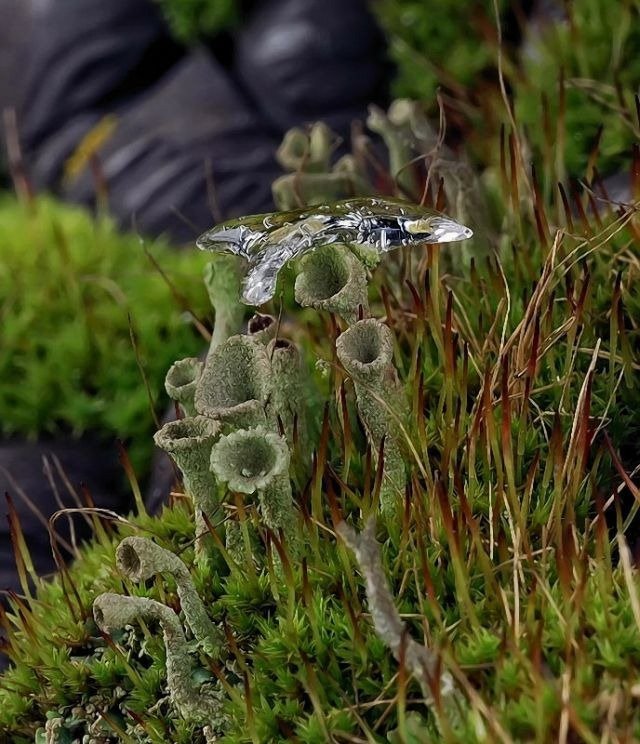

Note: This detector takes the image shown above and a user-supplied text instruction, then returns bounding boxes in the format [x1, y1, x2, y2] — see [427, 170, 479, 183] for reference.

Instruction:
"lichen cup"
[210, 426, 298, 556]
[336, 319, 406, 514]
[153, 415, 221, 557]
[194, 334, 272, 430]
[164, 357, 203, 416]
[294, 243, 369, 324]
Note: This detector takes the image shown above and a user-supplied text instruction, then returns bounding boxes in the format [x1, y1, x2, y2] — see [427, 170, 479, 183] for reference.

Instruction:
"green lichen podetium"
[92, 593, 224, 724]
[203, 255, 245, 357]
[266, 338, 310, 464]
[165, 357, 204, 417]
[115, 536, 223, 656]
[210, 425, 299, 557]
[294, 243, 370, 325]
[154, 415, 222, 557]
[336, 318, 407, 515]
[194, 334, 272, 430]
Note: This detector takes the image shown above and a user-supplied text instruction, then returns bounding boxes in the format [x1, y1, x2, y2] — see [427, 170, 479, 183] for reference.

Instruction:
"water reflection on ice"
[197, 197, 473, 306]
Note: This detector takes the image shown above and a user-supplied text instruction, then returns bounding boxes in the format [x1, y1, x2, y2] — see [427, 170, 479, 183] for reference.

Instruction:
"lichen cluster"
[87, 225, 412, 736]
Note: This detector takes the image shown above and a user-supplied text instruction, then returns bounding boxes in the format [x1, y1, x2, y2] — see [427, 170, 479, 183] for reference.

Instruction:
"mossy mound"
[0, 196, 211, 470]
[1, 155, 639, 739]
[374, 0, 640, 179]
[1, 2, 640, 737]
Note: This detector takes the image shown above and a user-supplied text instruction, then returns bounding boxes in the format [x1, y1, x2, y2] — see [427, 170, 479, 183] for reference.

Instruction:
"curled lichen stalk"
[337, 519, 455, 705]
[195, 334, 272, 430]
[93, 593, 224, 724]
[336, 319, 406, 514]
[153, 416, 221, 555]
[164, 357, 203, 416]
[116, 537, 222, 656]
[294, 243, 369, 324]
[210, 426, 298, 556]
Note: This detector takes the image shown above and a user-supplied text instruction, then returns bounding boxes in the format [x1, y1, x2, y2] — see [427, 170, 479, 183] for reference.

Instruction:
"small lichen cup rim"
[210, 426, 289, 495]
[336, 318, 393, 376]
[153, 415, 221, 455]
[165, 357, 203, 389]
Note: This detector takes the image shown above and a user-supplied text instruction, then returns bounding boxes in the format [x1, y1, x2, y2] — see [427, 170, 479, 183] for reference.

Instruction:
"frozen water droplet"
[197, 197, 473, 306]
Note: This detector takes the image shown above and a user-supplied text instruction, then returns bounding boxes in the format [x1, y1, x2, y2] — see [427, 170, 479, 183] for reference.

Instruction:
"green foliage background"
[153, 0, 241, 42]
[0, 197, 210, 469]
[374, 0, 640, 177]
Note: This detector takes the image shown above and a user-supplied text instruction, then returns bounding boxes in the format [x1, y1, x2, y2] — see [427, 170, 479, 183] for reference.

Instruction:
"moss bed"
[1, 2, 640, 742]
[0, 196, 211, 471]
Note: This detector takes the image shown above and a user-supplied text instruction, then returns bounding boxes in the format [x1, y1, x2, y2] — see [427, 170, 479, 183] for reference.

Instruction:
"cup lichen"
[203, 255, 245, 357]
[164, 357, 203, 416]
[210, 426, 298, 553]
[336, 318, 406, 513]
[266, 338, 308, 456]
[93, 593, 224, 724]
[294, 243, 369, 323]
[275, 122, 334, 173]
[153, 415, 221, 554]
[194, 334, 272, 429]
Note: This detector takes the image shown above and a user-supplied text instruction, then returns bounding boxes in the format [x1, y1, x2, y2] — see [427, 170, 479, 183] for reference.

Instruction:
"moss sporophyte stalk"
[4, 94, 640, 743]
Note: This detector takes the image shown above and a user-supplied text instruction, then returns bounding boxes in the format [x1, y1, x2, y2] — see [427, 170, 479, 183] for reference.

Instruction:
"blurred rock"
[16, 0, 390, 242]
[0, 0, 32, 179]
[20, 0, 183, 187]
[65, 51, 281, 242]
[0, 0, 31, 110]
[0, 435, 127, 593]
[235, 0, 390, 134]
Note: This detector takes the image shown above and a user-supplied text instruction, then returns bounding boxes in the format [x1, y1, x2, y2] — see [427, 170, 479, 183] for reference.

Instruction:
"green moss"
[515, 0, 640, 178]
[374, 0, 506, 102]
[374, 0, 640, 179]
[153, 0, 242, 43]
[0, 196, 210, 470]
[2, 6, 640, 733]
